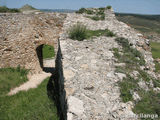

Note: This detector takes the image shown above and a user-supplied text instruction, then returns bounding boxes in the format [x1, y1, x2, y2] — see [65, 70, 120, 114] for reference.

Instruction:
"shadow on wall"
[46, 40, 67, 120]
[36, 44, 55, 74]
[36, 45, 44, 69]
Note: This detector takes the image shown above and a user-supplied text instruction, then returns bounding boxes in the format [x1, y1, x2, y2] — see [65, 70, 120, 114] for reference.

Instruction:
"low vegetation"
[68, 23, 115, 41]
[150, 42, 160, 73]
[42, 45, 55, 59]
[75, 6, 111, 21]
[0, 6, 20, 13]
[113, 37, 160, 118]
[68, 23, 87, 41]
[0, 67, 28, 96]
[0, 67, 58, 119]
[150, 42, 160, 59]
[86, 15, 105, 21]
[106, 5, 112, 9]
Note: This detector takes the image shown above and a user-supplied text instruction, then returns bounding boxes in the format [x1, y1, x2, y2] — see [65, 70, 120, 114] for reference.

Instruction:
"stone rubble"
[59, 11, 141, 120]
[59, 9, 157, 120]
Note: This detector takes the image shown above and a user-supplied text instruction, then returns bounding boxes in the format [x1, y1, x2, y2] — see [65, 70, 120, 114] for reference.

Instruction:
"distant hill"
[40, 9, 76, 13]
[115, 13, 160, 42]
[20, 4, 37, 12]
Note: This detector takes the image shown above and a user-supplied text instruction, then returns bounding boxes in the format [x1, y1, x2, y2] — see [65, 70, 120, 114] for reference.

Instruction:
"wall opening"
[36, 44, 55, 73]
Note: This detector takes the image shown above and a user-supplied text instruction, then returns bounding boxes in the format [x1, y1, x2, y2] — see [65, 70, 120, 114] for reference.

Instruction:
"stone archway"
[36, 44, 55, 73]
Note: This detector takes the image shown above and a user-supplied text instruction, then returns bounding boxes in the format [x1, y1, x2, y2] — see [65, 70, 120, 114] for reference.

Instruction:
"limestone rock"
[68, 96, 84, 117]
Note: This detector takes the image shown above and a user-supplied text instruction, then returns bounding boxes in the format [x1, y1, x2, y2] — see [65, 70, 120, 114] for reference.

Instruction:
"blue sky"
[0, 0, 160, 14]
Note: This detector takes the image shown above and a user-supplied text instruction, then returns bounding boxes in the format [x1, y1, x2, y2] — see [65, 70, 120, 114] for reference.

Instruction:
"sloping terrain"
[115, 13, 160, 42]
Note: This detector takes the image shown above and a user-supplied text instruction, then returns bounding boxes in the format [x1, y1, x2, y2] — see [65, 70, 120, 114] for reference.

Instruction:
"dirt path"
[8, 72, 51, 95]
[8, 58, 55, 96]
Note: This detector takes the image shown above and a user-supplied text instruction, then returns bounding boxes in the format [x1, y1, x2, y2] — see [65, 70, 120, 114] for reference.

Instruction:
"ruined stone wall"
[59, 9, 157, 120]
[0, 13, 66, 73]
[54, 40, 67, 120]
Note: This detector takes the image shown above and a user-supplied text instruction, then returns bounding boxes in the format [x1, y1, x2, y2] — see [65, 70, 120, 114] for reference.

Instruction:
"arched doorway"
[36, 44, 55, 73]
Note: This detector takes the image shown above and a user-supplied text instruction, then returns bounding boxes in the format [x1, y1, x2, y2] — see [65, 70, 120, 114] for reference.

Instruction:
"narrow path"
[8, 72, 51, 95]
[8, 58, 54, 95]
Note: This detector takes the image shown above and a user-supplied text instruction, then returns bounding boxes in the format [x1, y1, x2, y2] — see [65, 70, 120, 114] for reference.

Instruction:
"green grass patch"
[42, 45, 55, 59]
[133, 91, 160, 117]
[0, 6, 20, 13]
[86, 29, 115, 38]
[0, 67, 28, 96]
[86, 15, 105, 21]
[0, 67, 58, 119]
[150, 42, 160, 59]
[68, 23, 115, 41]
[150, 42, 160, 72]
[113, 37, 160, 119]
[119, 75, 137, 102]
[115, 37, 145, 66]
[154, 61, 160, 72]
[0, 77, 58, 120]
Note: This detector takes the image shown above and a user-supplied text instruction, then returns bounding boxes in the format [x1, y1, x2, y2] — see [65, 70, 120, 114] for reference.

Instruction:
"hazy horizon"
[0, 0, 160, 15]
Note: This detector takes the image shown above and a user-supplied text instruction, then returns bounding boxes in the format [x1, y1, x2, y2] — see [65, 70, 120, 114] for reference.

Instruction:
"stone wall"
[54, 39, 67, 119]
[47, 39, 67, 120]
[0, 12, 66, 73]
[59, 8, 157, 120]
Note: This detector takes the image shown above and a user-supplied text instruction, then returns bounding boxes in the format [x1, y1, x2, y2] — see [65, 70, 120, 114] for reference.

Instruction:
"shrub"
[98, 7, 105, 11]
[68, 23, 87, 41]
[89, 16, 100, 21]
[106, 5, 112, 9]
[0, 6, 20, 13]
[86, 15, 105, 21]
[86, 10, 94, 14]
[0, 6, 9, 12]
[9, 8, 20, 13]
[76, 8, 95, 15]
[76, 8, 86, 14]
[105, 31, 115, 37]
[97, 10, 105, 15]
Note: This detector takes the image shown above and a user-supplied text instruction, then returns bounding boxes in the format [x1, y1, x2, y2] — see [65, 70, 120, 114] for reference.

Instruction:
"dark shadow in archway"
[36, 44, 55, 74]
[36, 45, 44, 69]
[43, 67, 55, 74]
